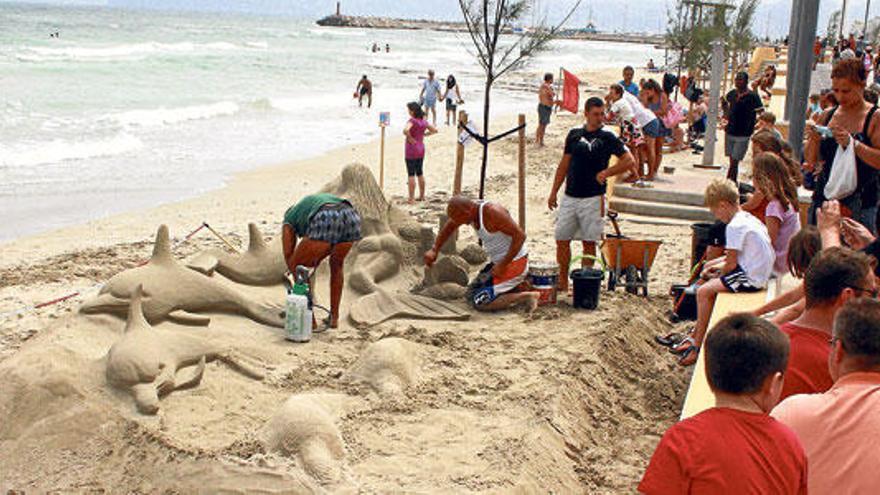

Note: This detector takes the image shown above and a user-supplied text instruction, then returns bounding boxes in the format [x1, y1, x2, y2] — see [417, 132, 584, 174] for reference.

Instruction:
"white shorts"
[554, 194, 605, 241]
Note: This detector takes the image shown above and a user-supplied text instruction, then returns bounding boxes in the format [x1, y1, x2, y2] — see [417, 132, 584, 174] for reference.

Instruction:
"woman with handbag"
[805, 58, 880, 234]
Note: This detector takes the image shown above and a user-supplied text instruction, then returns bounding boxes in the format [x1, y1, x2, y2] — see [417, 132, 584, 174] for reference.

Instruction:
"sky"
[4, 0, 879, 37]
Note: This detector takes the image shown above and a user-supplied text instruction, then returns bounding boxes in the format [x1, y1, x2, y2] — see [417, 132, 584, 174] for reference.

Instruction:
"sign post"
[379, 112, 390, 188]
[518, 113, 526, 230]
[454, 110, 468, 195]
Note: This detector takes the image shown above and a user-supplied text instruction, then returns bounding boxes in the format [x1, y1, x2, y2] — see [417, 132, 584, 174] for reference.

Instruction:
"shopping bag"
[824, 140, 858, 200]
[661, 101, 684, 129]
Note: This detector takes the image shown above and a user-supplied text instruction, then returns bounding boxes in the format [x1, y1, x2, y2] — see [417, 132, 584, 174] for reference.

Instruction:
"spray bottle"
[285, 265, 313, 342]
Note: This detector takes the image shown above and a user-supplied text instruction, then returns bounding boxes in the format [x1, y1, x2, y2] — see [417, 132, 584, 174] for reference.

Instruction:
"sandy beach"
[0, 65, 700, 492]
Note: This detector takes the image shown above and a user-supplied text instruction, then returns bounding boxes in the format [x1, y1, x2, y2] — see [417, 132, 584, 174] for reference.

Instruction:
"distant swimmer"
[355, 75, 372, 108]
[385, 43, 390, 53]
[371, 42, 378, 53]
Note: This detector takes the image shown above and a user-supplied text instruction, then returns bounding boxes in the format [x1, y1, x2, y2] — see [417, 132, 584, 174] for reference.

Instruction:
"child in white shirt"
[674, 178, 774, 366]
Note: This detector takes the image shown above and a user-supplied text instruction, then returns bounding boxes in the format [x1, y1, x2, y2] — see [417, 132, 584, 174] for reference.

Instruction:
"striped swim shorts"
[306, 202, 363, 244]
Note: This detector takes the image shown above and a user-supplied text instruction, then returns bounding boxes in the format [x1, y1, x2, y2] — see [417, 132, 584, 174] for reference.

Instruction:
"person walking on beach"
[548, 97, 635, 292]
[404, 101, 438, 204]
[722, 72, 764, 183]
[536, 72, 559, 147]
[283, 193, 362, 330]
[425, 196, 541, 313]
[419, 70, 442, 126]
[442, 74, 463, 126]
[355, 75, 372, 108]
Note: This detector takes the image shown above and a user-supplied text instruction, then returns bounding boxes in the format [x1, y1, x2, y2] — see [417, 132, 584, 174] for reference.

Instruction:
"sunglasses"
[845, 284, 879, 299]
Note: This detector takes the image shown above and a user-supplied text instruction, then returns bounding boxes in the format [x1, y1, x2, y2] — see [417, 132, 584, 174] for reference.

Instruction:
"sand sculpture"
[315, 163, 471, 325]
[460, 243, 488, 265]
[187, 223, 286, 286]
[348, 233, 405, 295]
[260, 394, 347, 484]
[350, 288, 470, 327]
[105, 286, 266, 414]
[344, 337, 419, 394]
[81, 225, 285, 328]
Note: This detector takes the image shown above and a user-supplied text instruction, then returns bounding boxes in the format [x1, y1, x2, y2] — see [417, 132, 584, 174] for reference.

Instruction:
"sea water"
[0, 3, 661, 241]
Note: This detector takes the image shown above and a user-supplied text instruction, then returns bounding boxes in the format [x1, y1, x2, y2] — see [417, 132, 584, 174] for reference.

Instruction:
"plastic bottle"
[285, 271, 312, 342]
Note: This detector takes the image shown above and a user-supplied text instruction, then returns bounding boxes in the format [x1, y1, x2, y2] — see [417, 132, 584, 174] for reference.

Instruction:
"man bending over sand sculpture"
[425, 196, 540, 312]
[283, 193, 362, 330]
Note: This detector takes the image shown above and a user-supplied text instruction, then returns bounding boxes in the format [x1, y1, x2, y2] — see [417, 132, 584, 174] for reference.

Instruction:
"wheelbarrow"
[600, 211, 662, 296]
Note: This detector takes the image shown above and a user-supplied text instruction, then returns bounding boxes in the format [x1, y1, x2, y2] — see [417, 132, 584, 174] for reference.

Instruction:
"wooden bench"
[680, 290, 770, 419]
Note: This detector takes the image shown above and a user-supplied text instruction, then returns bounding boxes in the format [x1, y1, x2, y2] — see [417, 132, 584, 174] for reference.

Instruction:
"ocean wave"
[307, 28, 367, 37]
[244, 40, 269, 49]
[111, 101, 240, 127]
[0, 133, 143, 167]
[16, 41, 243, 62]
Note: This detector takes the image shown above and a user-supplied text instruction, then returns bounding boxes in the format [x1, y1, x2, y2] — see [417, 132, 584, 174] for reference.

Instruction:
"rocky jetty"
[315, 14, 664, 46]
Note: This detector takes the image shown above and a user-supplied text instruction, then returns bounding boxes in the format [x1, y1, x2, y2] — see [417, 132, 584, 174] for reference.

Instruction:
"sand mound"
[459, 244, 488, 265]
[344, 337, 420, 394]
[423, 254, 470, 287]
[260, 393, 347, 484]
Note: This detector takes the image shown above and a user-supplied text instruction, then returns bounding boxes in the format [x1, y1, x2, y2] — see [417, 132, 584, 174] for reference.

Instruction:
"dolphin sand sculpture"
[106, 285, 266, 414]
[81, 225, 285, 327]
[187, 223, 286, 286]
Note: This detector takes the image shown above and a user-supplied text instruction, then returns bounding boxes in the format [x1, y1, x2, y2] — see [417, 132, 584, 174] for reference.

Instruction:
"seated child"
[751, 226, 821, 325]
[752, 152, 802, 278]
[755, 112, 783, 141]
[673, 179, 774, 366]
[640, 314, 808, 494]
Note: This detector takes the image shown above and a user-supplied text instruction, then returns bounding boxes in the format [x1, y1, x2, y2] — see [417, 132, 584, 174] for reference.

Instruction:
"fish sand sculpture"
[187, 223, 286, 286]
[105, 285, 266, 414]
[81, 225, 285, 327]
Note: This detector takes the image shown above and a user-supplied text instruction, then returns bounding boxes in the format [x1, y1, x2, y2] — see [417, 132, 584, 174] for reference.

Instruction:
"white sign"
[458, 120, 478, 147]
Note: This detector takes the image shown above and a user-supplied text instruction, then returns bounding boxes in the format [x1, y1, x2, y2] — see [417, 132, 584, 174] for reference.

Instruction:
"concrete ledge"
[610, 197, 714, 222]
[614, 183, 706, 207]
[680, 290, 772, 419]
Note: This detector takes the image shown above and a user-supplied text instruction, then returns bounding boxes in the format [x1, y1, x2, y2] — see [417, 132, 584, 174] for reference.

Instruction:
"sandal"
[672, 337, 700, 366]
[654, 332, 689, 348]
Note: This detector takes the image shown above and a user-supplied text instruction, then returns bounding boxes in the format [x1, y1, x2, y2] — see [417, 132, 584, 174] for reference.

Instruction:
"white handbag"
[824, 140, 859, 200]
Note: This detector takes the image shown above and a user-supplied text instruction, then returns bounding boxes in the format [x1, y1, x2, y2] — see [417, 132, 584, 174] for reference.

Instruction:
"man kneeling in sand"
[424, 196, 540, 312]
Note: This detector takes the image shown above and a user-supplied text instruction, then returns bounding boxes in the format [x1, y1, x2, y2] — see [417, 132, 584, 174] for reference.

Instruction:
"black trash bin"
[570, 268, 604, 310]
[690, 221, 725, 268]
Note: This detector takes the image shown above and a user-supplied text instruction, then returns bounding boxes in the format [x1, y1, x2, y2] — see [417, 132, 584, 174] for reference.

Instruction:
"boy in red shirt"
[777, 246, 875, 400]
[640, 314, 807, 494]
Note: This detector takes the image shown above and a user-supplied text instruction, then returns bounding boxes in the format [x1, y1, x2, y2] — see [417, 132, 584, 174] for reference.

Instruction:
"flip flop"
[670, 337, 700, 366]
[677, 343, 699, 366]
[654, 332, 689, 347]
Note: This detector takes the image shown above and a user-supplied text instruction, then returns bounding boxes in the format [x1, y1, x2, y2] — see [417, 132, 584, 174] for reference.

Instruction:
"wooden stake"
[517, 113, 526, 230]
[379, 125, 386, 189]
[454, 110, 467, 195]
[203, 222, 240, 254]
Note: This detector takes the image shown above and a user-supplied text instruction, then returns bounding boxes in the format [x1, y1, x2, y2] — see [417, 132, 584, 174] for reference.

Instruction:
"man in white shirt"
[419, 69, 442, 126]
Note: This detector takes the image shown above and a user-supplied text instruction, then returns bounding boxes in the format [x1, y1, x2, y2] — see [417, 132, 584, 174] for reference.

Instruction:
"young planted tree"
[456, 0, 581, 198]
[665, 0, 759, 79]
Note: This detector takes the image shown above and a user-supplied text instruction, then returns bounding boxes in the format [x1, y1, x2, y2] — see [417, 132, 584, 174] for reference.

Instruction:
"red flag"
[560, 69, 580, 113]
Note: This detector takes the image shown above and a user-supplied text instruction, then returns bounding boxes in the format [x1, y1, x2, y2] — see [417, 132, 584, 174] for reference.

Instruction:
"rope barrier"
[0, 222, 209, 322]
[460, 122, 527, 146]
